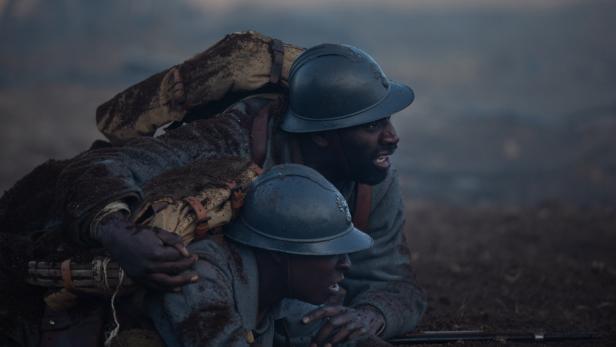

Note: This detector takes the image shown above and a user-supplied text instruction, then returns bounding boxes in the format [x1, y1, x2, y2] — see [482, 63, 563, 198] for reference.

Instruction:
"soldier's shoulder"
[371, 165, 400, 202]
[188, 237, 247, 270]
[187, 237, 230, 261]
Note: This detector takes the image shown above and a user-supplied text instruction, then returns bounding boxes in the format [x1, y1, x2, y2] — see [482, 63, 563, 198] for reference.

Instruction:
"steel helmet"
[281, 43, 414, 133]
[225, 164, 373, 255]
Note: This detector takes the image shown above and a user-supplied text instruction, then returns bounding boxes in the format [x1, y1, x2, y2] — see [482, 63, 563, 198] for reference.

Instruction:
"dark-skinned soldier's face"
[337, 116, 399, 185]
[287, 253, 351, 305]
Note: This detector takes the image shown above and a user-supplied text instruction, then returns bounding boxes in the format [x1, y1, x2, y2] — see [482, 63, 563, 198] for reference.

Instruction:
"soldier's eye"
[365, 121, 379, 130]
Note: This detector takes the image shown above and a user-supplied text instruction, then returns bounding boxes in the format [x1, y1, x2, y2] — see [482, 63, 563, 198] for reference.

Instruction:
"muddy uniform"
[148, 238, 288, 347]
[52, 95, 425, 339]
[266, 100, 427, 339]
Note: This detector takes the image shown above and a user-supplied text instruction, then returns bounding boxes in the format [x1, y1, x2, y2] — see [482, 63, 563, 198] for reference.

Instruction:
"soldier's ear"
[309, 133, 329, 148]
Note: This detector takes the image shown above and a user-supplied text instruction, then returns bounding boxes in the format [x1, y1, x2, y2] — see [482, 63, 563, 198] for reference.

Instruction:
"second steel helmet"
[225, 164, 373, 256]
[281, 43, 414, 133]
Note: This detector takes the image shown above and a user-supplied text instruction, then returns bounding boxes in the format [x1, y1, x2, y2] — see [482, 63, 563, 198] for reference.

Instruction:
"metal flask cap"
[225, 164, 374, 256]
[282, 43, 415, 133]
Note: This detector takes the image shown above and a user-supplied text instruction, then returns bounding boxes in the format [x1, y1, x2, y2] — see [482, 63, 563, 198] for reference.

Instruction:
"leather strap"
[249, 163, 264, 176]
[185, 196, 210, 239]
[61, 259, 74, 291]
[184, 196, 209, 222]
[231, 191, 246, 210]
[250, 104, 271, 167]
[352, 184, 372, 231]
[289, 137, 304, 164]
[331, 131, 352, 179]
[269, 39, 284, 84]
[194, 223, 210, 239]
[171, 66, 187, 109]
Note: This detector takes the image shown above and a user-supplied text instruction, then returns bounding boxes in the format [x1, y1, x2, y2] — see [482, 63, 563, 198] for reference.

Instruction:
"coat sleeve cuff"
[351, 300, 398, 338]
[89, 201, 132, 242]
[65, 190, 141, 246]
[351, 287, 426, 339]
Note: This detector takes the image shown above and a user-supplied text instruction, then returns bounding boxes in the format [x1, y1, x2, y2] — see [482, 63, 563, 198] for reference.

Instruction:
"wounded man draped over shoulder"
[0, 32, 425, 347]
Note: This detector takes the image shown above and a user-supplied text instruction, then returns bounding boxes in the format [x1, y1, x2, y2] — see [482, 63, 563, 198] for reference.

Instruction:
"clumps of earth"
[404, 201, 616, 346]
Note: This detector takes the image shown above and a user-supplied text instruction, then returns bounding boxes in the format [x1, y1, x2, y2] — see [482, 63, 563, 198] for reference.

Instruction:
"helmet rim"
[225, 217, 374, 256]
[281, 80, 414, 133]
[223, 163, 374, 256]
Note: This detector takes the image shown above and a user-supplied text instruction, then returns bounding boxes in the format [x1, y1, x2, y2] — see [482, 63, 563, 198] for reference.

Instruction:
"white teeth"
[375, 156, 389, 165]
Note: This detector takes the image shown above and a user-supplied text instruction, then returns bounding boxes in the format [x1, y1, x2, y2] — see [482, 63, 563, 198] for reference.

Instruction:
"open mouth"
[373, 152, 392, 169]
[328, 275, 345, 293]
[328, 283, 341, 293]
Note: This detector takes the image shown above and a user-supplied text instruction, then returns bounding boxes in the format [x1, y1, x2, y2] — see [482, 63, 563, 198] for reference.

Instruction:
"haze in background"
[1, 0, 615, 205]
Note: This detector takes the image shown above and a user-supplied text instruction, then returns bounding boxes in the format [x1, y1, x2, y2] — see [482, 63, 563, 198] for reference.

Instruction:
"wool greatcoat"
[37, 93, 426, 341]
[147, 237, 294, 347]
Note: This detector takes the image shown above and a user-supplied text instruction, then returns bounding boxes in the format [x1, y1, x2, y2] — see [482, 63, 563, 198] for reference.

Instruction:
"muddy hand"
[303, 305, 385, 347]
[96, 211, 198, 291]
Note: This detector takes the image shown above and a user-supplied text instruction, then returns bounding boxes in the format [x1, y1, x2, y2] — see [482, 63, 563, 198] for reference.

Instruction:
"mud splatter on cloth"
[147, 238, 284, 347]
[96, 31, 303, 144]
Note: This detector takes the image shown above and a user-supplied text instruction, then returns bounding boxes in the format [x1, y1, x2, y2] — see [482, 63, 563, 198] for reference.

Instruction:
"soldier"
[2, 42, 425, 346]
[147, 164, 375, 347]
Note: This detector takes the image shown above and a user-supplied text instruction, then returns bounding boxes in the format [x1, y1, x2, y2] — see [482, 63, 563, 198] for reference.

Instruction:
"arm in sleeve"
[344, 167, 427, 338]
[146, 240, 251, 347]
[53, 106, 254, 246]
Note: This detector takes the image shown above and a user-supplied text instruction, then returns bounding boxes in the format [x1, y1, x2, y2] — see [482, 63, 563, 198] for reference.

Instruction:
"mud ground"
[402, 201, 616, 347]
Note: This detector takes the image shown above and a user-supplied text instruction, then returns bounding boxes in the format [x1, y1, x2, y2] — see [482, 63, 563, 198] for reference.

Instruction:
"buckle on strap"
[269, 39, 284, 84]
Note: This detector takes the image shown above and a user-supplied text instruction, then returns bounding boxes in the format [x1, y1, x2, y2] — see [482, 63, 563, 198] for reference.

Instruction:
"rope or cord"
[102, 257, 111, 290]
[102, 257, 125, 347]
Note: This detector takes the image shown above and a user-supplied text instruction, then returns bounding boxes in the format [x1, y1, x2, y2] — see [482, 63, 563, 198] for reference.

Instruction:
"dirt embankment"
[405, 201, 616, 347]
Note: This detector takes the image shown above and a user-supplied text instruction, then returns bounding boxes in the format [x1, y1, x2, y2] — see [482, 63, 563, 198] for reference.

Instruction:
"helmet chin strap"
[330, 131, 352, 180]
[285, 255, 294, 299]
